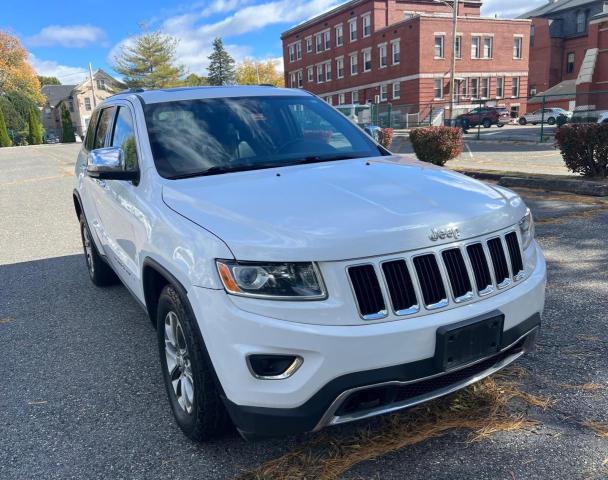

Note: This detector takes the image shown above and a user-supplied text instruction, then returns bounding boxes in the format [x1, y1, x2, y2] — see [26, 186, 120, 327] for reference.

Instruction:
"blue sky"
[3, 0, 547, 85]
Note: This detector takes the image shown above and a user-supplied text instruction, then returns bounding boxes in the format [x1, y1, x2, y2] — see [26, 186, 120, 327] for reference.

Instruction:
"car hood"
[161, 155, 526, 262]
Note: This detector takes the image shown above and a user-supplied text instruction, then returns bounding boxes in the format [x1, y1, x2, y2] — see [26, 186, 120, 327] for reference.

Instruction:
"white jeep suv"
[73, 86, 546, 440]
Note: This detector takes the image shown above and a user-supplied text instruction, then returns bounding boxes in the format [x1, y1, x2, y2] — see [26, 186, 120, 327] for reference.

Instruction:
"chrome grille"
[348, 229, 525, 320]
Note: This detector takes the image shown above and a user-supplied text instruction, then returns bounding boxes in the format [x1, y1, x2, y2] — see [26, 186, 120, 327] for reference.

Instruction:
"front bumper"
[188, 245, 546, 437]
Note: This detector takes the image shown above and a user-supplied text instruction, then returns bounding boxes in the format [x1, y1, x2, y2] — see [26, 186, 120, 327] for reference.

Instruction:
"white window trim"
[348, 18, 357, 42]
[483, 37, 493, 59]
[391, 39, 400, 65]
[434, 35, 445, 59]
[513, 36, 523, 59]
[392, 82, 400, 99]
[496, 77, 504, 99]
[378, 43, 387, 68]
[433, 79, 443, 100]
[361, 12, 372, 37]
[349, 53, 358, 75]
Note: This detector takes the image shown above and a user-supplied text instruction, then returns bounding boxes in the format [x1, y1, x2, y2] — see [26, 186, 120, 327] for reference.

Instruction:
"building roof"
[41, 84, 76, 107]
[528, 79, 577, 103]
[520, 0, 600, 18]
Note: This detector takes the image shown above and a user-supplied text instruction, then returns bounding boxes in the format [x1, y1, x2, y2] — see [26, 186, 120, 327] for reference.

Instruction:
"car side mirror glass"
[87, 147, 138, 181]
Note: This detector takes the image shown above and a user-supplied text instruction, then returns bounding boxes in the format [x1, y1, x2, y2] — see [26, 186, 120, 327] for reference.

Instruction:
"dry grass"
[582, 421, 608, 439]
[559, 383, 604, 392]
[238, 369, 551, 480]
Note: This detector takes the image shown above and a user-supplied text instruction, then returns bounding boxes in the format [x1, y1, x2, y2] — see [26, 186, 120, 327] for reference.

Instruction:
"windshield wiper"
[292, 154, 366, 165]
[168, 162, 284, 179]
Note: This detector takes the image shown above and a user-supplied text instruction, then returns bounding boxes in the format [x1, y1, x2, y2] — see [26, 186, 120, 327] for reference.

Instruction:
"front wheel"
[482, 118, 492, 129]
[547, 117, 556, 125]
[157, 285, 231, 441]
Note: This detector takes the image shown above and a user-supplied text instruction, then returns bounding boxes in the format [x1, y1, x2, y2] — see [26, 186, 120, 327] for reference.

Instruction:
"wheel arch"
[73, 189, 83, 219]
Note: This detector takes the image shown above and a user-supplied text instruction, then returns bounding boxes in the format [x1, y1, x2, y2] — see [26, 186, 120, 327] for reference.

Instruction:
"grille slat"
[348, 265, 386, 318]
[413, 254, 447, 307]
[487, 237, 510, 286]
[505, 232, 524, 277]
[441, 249, 472, 299]
[382, 260, 417, 313]
[466, 243, 492, 292]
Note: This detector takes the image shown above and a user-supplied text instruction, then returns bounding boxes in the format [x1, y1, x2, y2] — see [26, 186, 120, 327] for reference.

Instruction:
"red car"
[457, 107, 510, 129]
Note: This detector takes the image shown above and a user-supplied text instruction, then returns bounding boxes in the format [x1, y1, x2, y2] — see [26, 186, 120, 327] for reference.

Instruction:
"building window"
[434, 35, 444, 59]
[470, 78, 479, 98]
[392, 40, 400, 64]
[68, 101, 74, 112]
[96, 79, 106, 90]
[336, 25, 343, 46]
[307, 66, 313, 82]
[456, 78, 468, 100]
[379, 44, 387, 68]
[481, 78, 489, 98]
[483, 37, 493, 58]
[513, 37, 523, 59]
[434, 79, 443, 99]
[297, 70, 303, 88]
[363, 49, 372, 72]
[316, 34, 323, 53]
[290, 73, 296, 88]
[362, 14, 371, 37]
[84, 97, 92, 111]
[393, 82, 400, 99]
[496, 77, 504, 98]
[326, 96, 333, 105]
[296, 42, 302, 60]
[288, 45, 295, 62]
[336, 57, 344, 78]
[576, 11, 586, 33]
[455, 35, 462, 59]
[338, 93, 345, 105]
[317, 65, 323, 83]
[380, 84, 388, 101]
[350, 53, 358, 75]
[349, 19, 357, 42]
[306, 36, 312, 53]
[512, 77, 520, 97]
[530, 24, 535, 47]
[352, 90, 359, 103]
[471, 36, 480, 59]
[325, 61, 331, 81]
[566, 52, 575, 73]
[324, 31, 331, 50]
[530, 85, 537, 96]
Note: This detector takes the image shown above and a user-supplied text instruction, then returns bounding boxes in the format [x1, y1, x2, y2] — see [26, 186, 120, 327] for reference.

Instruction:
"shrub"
[555, 124, 608, 177]
[409, 127, 463, 166]
[0, 109, 11, 147]
[378, 128, 394, 149]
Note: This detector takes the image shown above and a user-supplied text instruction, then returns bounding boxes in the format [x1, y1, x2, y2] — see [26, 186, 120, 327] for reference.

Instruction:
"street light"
[433, 0, 459, 125]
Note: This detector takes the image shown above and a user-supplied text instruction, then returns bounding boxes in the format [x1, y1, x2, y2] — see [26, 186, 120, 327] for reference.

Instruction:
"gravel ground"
[1, 144, 607, 479]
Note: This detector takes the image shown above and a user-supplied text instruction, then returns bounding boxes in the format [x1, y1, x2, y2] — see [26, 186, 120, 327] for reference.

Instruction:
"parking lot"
[1, 144, 607, 479]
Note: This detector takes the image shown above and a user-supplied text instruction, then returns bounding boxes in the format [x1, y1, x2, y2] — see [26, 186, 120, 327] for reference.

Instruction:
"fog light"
[247, 354, 303, 379]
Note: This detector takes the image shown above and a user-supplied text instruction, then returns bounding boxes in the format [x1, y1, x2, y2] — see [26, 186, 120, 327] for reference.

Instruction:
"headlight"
[519, 208, 535, 250]
[216, 260, 326, 300]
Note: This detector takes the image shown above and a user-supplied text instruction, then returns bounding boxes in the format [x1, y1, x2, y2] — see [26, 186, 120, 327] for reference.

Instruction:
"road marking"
[465, 143, 474, 158]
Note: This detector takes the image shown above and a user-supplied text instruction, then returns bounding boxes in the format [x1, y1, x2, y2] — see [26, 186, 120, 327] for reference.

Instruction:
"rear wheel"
[79, 214, 117, 286]
[157, 285, 231, 441]
[519, 118, 527, 125]
[482, 118, 492, 128]
[547, 117, 556, 125]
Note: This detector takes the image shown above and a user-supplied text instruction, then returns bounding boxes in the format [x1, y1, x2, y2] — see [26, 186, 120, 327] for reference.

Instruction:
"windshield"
[143, 95, 384, 179]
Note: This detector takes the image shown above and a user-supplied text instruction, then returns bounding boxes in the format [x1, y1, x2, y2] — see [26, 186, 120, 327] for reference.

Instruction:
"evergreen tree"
[61, 104, 75, 143]
[112, 30, 185, 88]
[183, 73, 209, 86]
[207, 37, 235, 86]
[27, 107, 43, 144]
[0, 109, 11, 147]
[37, 75, 61, 86]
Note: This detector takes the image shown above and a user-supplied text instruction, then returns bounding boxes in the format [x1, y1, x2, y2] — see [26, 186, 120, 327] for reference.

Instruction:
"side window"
[111, 106, 139, 171]
[93, 107, 116, 150]
[84, 110, 100, 151]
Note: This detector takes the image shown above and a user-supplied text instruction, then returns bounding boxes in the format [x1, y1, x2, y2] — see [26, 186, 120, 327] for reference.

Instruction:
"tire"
[547, 117, 556, 126]
[482, 118, 492, 129]
[461, 118, 470, 131]
[157, 285, 231, 441]
[497, 123, 505, 128]
[79, 214, 118, 286]
[519, 118, 527, 125]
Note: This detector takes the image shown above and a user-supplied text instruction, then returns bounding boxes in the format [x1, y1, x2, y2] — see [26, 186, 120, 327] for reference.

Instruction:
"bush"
[378, 128, 394, 149]
[409, 127, 463, 166]
[555, 124, 608, 177]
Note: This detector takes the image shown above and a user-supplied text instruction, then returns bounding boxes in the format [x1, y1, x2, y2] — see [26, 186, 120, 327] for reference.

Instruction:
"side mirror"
[87, 147, 138, 181]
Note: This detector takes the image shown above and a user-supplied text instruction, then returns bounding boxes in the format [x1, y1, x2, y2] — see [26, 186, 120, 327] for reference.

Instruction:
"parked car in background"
[457, 106, 509, 129]
[518, 108, 572, 126]
[570, 110, 608, 124]
[44, 133, 59, 144]
[598, 112, 608, 124]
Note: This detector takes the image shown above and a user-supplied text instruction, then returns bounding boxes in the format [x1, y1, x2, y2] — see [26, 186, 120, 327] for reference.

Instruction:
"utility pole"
[449, 0, 459, 125]
[89, 63, 97, 108]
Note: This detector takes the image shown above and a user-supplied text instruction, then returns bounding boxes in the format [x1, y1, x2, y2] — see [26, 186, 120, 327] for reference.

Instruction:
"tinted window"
[144, 96, 383, 179]
[93, 107, 116, 150]
[111, 107, 139, 171]
[84, 110, 100, 151]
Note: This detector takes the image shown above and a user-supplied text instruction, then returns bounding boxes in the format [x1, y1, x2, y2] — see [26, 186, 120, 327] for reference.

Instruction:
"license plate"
[436, 312, 504, 371]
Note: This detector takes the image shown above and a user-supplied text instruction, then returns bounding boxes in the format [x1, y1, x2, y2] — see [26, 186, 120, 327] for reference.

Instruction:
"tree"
[0, 90, 40, 145]
[182, 73, 209, 86]
[0, 109, 11, 147]
[60, 104, 75, 143]
[0, 31, 43, 104]
[27, 107, 43, 145]
[37, 75, 61, 86]
[236, 58, 284, 87]
[207, 37, 235, 86]
[112, 30, 185, 88]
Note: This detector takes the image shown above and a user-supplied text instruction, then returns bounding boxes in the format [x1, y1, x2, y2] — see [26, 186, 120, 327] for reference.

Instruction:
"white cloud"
[480, 0, 546, 18]
[27, 25, 107, 48]
[29, 54, 88, 84]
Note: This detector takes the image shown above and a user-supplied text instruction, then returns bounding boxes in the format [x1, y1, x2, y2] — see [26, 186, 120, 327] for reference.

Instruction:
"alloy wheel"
[164, 311, 194, 414]
[81, 223, 94, 276]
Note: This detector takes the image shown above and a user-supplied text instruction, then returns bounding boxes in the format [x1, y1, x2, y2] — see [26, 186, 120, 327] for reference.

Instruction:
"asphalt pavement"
[1, 144, 607, 479]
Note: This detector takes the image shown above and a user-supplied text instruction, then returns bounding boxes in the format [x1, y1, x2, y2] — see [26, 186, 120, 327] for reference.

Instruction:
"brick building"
[281, 0, 531, 124]
[523, 0, 608, 111]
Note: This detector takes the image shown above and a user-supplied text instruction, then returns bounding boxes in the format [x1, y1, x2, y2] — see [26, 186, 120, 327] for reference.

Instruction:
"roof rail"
[258, 83, 276, 87]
